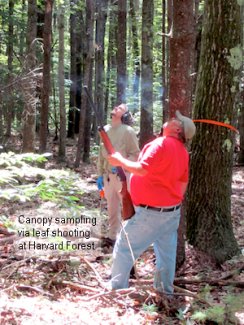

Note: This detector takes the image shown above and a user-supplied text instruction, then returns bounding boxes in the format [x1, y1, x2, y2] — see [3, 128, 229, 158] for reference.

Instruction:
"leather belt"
[139, 204, 181, 213]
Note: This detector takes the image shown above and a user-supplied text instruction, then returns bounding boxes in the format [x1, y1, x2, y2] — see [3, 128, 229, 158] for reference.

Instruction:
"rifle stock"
[84, 86, 135, 220]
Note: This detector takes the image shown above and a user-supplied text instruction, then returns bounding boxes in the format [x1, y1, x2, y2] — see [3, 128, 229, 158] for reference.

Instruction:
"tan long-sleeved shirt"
[97, 124, 140, 176]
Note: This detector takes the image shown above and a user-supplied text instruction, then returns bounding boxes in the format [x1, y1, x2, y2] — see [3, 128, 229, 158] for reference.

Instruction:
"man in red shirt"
[107, 111, 196, 295]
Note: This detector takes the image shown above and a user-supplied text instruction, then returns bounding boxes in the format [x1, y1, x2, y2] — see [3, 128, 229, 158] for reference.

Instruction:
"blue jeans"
[111, 206, 181, 294]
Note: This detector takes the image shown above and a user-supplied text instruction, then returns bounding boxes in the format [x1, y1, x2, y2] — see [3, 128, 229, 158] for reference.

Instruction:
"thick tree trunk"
[95, 0, 108, 124]
[67, 1, 83, 138]
[5, 0, 14, 138]
[0, 95, 3, 141]
[186, 0, 241, 263]
[161, 0, 167, 121]
[237, 92, 244, 165]
[39, 0, 53, 153]
[74, 0, 94, 168]
[67, 1, 77, 139]
[104, 4, 117, 118]
[139, 0, 154, 148]
[237, 4, 244, 165]
[22, 0, 37, 153]
[129, 0, 140, 112]
[168, 0, 195, 269]
[58, 7, 66, 161]
[169, 0, 195, 117]
[117, 0, 127, 103]
[84, 0, 108, 163]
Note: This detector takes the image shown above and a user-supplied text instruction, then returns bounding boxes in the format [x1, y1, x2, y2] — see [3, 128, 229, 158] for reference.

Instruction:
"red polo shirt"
[130, 136, 189, 206]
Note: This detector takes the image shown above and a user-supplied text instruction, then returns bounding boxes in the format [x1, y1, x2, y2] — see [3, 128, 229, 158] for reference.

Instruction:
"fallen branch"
[80, 256, 108, 290]
[53, 280, 100, 293]
[174, 278, 244, 288]
[80, 287, 136, 302]
[173, 285, 211, 306]
[218, 265, 244, 280]
[47, 266, 65, 289]
[16, 284, 53, 297]
[0, 227, 15, 236]
[130, 275, 244, 288]
[0, 257, 32, 277]
[0, 234, 17, 245]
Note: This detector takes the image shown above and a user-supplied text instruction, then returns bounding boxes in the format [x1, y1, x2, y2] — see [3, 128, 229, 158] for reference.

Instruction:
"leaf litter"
[0, 145, 243, 324]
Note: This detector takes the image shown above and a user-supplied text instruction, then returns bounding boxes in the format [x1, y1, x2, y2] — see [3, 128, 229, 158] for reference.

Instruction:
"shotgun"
[83, 86, 135, 220]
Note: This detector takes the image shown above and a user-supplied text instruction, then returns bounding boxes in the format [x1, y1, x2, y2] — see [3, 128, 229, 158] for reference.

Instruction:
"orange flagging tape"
[193, 119, 238, 133]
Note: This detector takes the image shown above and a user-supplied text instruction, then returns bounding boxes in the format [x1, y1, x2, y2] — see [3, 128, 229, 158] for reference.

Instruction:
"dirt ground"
[0, 140, 243, 325]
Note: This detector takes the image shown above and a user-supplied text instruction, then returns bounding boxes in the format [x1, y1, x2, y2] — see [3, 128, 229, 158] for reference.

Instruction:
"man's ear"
[121, 111, 134, 126]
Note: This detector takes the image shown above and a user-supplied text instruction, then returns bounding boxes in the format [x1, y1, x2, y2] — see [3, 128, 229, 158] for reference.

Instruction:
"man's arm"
[97, 147, 103, 175]
[180, 181, 188, 196]
[125, 127, 140, 161]
[107, 152, 147, 176]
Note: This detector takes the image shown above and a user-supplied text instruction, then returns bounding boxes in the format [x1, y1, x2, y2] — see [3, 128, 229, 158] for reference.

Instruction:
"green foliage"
[223, 292, 244, 317]
[28, 175, 83, 207]
[192, 305, 225, 323]
[142, 303, 158, 313]
[24, 172, 84, 209]
[0, 172, 19, 186]
[0, 215, 16, 232]
[0, 54, 8, 65]
[20, 153, 49, 164]
[0, 152, 84, 209]
[190, 291, 244, 324]
[90, 144, 100, 159]
[0, 152, 48, 168]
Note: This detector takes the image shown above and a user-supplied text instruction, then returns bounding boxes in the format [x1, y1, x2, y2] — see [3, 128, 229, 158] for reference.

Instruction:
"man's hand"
[107, 152, 148, 176]
[107, 152, 124, 166]
[97, 176, 104, 190]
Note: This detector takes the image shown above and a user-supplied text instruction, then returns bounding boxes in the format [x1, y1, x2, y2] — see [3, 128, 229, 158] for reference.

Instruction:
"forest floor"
[0, 137, 243, 325]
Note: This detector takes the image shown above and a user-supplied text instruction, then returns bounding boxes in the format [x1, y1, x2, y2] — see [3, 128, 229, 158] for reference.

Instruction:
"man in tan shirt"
[97, 104, 140, 247]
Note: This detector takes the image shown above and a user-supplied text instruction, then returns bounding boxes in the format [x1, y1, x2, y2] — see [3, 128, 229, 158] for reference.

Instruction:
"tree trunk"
[237, 4, 244, 165]
[58, 6, 66, 161]
[39, 0, 53, 153]
[237, 91, 244, 165]
[139, 0, 154, 148]
[74, 0, 94, 168]
[129, 0, 140, 112]
[192, 1, 203, 97]
[5, 0, 14, 138]
[95, 0, 108, 124]
[0, 95, 3, 141]
[74, 9, 83, 135]
[164, 0, 173, 122]
[22, 0, 37, 153]
[161, 0, 167, 122]
[169, 0, 195, 117]
[186, 0, 241, 264]
[168, 0, 195, 269]
[104, 3, 117, 119]
[83, 0, 108, 163]
[117, 0, 127, 103]
[67, 1, 77, 139]
[67, 1, 84, 138]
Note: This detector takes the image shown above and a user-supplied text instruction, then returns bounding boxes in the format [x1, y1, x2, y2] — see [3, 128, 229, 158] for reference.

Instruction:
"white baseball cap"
[176, 110, 196, 140]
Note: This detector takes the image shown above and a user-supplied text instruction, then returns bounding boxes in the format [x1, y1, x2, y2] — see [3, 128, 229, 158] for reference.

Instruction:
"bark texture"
[39, 0, 53, 153]
[22, 0, 37, 152]
[139, 0, 154, 148]
[186, 0, 241, 263]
